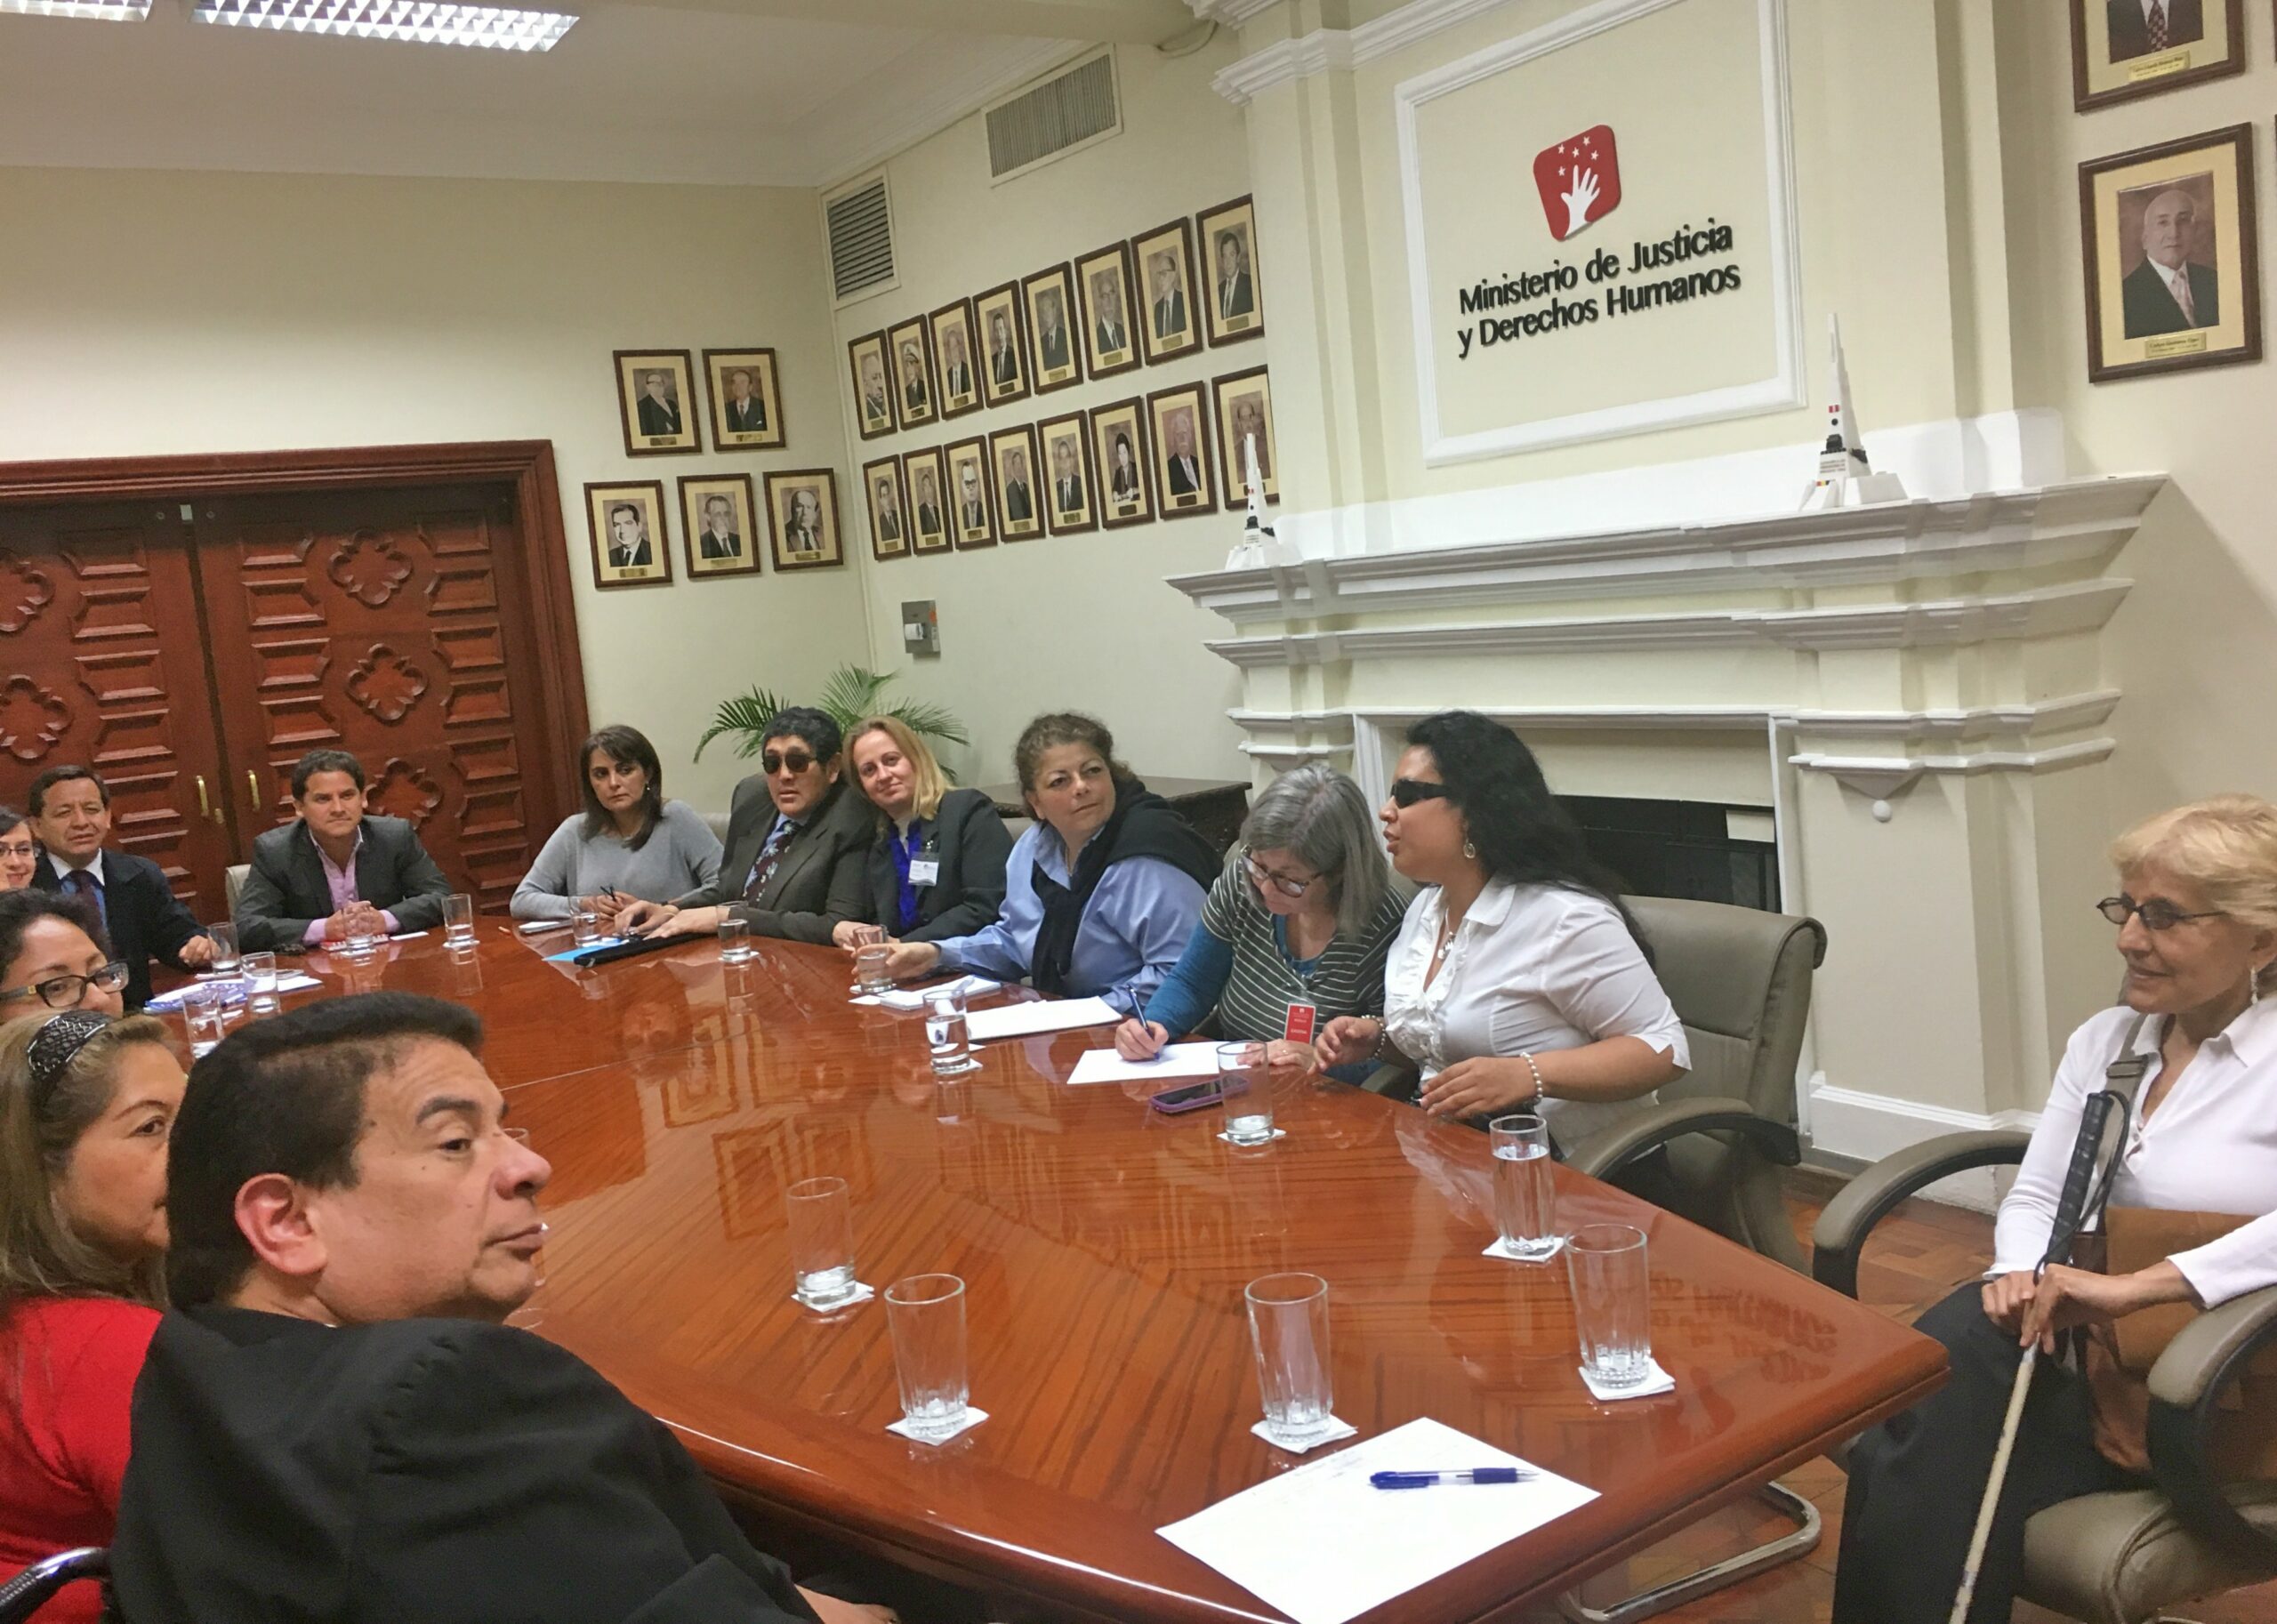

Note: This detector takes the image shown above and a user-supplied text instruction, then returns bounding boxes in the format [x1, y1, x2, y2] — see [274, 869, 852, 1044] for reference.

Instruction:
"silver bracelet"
[1519, 1052, 1546, 1107]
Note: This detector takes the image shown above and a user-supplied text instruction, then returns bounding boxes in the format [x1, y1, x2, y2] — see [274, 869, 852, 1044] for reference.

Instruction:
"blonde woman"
[0, 1010, 184, 1620]
[833, 717, 1011, 949]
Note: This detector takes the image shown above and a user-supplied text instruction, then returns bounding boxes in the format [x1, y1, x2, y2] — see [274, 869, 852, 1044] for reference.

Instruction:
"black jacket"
[2120, 254, 2218, 339]
[113, 1306, 817, 1624]
[233, 816, 453, 953]
[677, 775, 873, 944]
[863, 786, 1012, 945]
[31, 849, 205, 1009]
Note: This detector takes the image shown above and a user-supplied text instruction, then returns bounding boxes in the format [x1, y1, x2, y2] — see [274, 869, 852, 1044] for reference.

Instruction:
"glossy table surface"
[273, 924, 1944, 1623]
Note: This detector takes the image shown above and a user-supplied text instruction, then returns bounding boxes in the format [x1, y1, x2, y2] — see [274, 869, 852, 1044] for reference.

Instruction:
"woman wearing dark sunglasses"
[0, 891, 128, 1021]
[1316, 711, 1686, 1140]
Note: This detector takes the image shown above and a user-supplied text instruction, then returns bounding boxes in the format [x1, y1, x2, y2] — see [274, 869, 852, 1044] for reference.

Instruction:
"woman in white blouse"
[1833, 795, 2277, 1624]
[1316, 711, 1686, 1145]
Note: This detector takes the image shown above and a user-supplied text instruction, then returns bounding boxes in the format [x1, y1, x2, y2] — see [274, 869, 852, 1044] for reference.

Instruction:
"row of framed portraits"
[610, 348, 787, 459]
[859, 366, 1278, 559]
[2080, 121, 2263, 382]
[580, 470, 843, 590]
[849, 195, 1262, 443]
[2068, 0, 2266, 113]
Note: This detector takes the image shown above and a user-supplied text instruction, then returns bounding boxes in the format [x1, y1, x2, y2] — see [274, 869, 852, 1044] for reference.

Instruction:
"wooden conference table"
[266, 923, 1944, 1623]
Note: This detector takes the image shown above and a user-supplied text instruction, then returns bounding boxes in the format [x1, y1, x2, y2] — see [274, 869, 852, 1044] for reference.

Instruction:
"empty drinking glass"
[784, 1176, 859, 1310]
[853, 944, 893, 997]
[242, 952, 281, 1017]
[204, 921, 240, 977]
[1567, 1222, 1652, 1388]
[1219, 1042, 1275, 1144]
[181, 983, 225, 1058]
[1246, 1272, 1333, 1445]
[1490, 1113, 1559, 1259]
[885, 1274, 970, 1440]
[926, 983, 980, 1077]
[444, 893, 476, 949]
[719, 916, 752, 964]
[573, 909, 604, 947]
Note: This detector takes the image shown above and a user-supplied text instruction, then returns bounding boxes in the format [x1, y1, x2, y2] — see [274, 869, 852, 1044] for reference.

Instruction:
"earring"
[1463, 840, 1477, 861]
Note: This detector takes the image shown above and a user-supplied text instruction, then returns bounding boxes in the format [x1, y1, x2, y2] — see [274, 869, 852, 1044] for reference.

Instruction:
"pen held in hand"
[1369, 1467, 1533, 1490]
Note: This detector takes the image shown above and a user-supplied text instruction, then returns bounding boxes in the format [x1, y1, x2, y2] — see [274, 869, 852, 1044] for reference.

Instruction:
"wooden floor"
[1548, 1172, 2276, 1624]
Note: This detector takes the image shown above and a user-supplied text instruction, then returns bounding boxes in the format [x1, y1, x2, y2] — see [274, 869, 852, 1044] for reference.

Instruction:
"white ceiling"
[0, 0, 1188, 187]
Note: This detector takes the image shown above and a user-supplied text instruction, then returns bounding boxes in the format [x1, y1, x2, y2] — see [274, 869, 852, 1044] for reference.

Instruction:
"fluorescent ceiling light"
[191, 0, 576, 50]
[0, 0, 152, 19]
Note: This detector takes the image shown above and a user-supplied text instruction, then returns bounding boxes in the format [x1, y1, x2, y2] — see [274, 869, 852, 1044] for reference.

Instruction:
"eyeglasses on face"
[1, 961, 131, 1009]
[760, 750, 817, 776]
[2096, 894, 2224, 932]
[1242, 848, 1320, 899]
[0, 839, 35, 860]
[1388, 779, 1450, 808]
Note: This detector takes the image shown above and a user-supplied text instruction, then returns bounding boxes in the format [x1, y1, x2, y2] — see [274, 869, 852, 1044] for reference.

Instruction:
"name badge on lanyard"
[908, 858, 940, 887]
[1283, 1002, 1317, 1043]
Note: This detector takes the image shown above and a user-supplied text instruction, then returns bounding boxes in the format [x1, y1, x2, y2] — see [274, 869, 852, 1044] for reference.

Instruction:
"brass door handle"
[247, 769, 262, 807]
[196, 775, 211, 817]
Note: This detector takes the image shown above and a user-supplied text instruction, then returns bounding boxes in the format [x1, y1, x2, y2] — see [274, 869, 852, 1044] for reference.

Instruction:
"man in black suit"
[1150, 252, 1187, 342]
[1001, 449, 1034, 525]
[941, 326, 975, 399]
[783, 488, 825, 557]
[724, 368, 768, 434]
[1092, 278, 1130, 357]
[988, 311, 1019, 388]
[697, 494, 744, 560]
[899, 342, 929, 414]
[913, 467, 943, 538]
[873, 478, 904, 542]
[619, 708, 872, 945]
[607, 502, 654, 570]
[1215, 230, 1254, 321]
[1163, 412, 1204, 499]
[2107, 0, 2202, 60]
[957, 464, 988, 533]
[859, 354, 891, 430]
[1035, 290, 1073, 373]
[2120, 187, 2219, 338]
[1050, 437, 1086, 518]
[232, 749, 452, 953]
[28, 765, 213, 1006]
[114, 992, 891, 1624]
[636, 371, 681, 438]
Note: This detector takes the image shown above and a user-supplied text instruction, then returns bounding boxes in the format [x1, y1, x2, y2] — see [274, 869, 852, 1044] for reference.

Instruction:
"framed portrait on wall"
[863, 456, 911, 562]
[1089, 398, 1154, 530]
[1130, 218, 1202, 365]
[1211, 366, 1279, 505]
[929, 299, 983, 419]
[1076, 240, 1142, 380]
[2069, 0, 2242, 111]
[2079, 124, 2260, 382]
[1038, 411, 1098, 536]
[1022, 264, 1084, 393]
[901, 446, 953, 554]
[974, 282, 1030, 407]
[847, 332, 897, 441]
[887, 318, 937, 430]
[945, 438, 997, 549]
[702, 349, 784, 449]
[583, 481, 673, 589]
[763, 470, 844, 571]
[990, 424, 1044, 542]
[1147, 383, 1216, 518]
[677, 473, 761, 578]
[613, 350, 702, 457]
[1197, 196, 1265, 346]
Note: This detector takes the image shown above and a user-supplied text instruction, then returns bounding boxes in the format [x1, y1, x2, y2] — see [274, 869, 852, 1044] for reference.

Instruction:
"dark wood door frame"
[0, 440, 592, 863]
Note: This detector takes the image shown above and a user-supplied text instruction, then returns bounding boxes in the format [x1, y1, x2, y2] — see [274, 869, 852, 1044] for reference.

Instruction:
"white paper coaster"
[1578, 1355, 1674, 1402]
[887, 1406, 989, 1445]
[1217, 1127, 1288, 1146]
[1250, 1414, 1358, 1454]
[791, 1281, 874, 1314]
[1482, 1235, 1565, 1263]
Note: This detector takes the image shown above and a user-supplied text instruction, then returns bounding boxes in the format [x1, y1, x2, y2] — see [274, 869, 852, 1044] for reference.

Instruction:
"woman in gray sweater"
[511, 727, 722, 923]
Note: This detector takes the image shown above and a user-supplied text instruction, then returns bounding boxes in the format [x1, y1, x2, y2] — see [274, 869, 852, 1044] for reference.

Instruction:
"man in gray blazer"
[234, 749, 454, 953]
[616, 707, 872, 945]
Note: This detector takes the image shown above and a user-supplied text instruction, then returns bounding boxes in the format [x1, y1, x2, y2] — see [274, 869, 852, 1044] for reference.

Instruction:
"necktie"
[2171, 264, 2195, 325]
[743, 820, 796, 903]
[63, 867, 106, 927]
[2147, 0, 2168, 49]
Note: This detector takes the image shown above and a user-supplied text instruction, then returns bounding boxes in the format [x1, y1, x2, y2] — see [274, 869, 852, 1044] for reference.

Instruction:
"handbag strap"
[2041, 1012, 2156, 1273]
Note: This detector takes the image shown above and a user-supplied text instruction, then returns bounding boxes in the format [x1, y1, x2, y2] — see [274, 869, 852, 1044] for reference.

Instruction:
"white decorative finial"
[1800, 313, 1907, 511]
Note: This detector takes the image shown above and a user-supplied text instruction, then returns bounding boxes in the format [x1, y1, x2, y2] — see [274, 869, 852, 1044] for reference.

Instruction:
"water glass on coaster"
[572, 909, 604, 948]
[1566, 1222, 1653, 1391]
[853, 944, 894, 997]
[1246, 1272, 1348, 1451]
[180, 983, 225, 1058]
[343, 917, 378, 961]
[203, 921, 241, 978]
[1218, 1042, 1278, 1145]
[719, 915, 752, 965]
[784, 1176, 865, 1312]
[444, 893, 476, 950]
[885, 1274, 980, 1443]
[242, 952, 281, 1017]
[1488, 1113, 1560, 1261]
[926, 982, 981, 1077]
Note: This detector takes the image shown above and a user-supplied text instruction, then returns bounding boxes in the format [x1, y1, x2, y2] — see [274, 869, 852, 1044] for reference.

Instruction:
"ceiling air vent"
[825, 175, 896, 305]
[985, 50, 1122, 184]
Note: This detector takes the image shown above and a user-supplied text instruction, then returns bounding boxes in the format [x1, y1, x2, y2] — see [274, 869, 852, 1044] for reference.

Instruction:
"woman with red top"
[0, 1008, 183, 1621]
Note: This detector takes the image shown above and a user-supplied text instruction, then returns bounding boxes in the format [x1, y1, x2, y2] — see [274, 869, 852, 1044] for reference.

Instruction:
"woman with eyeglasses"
[1114, 765, 1407, 1083]
[0, 808, 36, 892]
[1315, 712, 1686, 1140]
[831, 717, 1011, 950]
[0, 892, 129, 1019]
[511, 726, 723, 929]
[0, 1009, 184, 1620]
[1833, 795, 2277, 1624]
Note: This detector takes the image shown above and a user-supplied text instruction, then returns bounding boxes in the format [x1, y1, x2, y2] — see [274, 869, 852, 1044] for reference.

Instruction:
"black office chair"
[0, 1549, 107, 1624]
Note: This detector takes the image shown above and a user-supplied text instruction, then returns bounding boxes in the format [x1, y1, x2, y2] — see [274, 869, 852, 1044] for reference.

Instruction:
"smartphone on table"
[1149, 1080, 1226, 1114]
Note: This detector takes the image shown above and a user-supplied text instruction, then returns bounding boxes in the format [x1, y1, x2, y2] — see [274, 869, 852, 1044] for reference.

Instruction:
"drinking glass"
[242, 952, 281, 1017]
[1566, 1222, 1652, 1388]
[343, 918, 378, 960]
[204, 921, 240, 977]
[1219, 1041, 1275, 1144]
[181, 983, 225, 1058]
[573, 909, 604, 947]
[1246, 1272, 1333, 1445]
[885, 1274, 970, 1440]
[784, 1175, 859, 1309]
[854, 944, 894, 996]
[1490, 1113, 1559, 1259]
[926, 983, 980, 1077]
[719, 916, 752, 964]
[444, 893, 476, 950]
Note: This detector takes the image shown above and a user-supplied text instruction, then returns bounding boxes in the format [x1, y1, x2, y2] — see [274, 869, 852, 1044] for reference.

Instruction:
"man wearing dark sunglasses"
[617, 707, 873, 946]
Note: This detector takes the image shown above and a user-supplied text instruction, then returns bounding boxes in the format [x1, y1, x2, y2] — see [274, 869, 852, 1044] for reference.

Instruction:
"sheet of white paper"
[1065, 1041, 1220, 1086]
[1156, 1417, 1597, 1624]
[853, 975, 1002, 1012]
[147, 972, 323, 1012]
[964, 996, 1121, 1043]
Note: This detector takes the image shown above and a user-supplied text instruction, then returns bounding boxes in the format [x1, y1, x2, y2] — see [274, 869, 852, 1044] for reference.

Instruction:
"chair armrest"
[2144, 1283, 2277, 1566]
[1563, 1095, 1801, 1183]
[1809, 1130, 2032, 1299]
[0, 1547, 106, 1618]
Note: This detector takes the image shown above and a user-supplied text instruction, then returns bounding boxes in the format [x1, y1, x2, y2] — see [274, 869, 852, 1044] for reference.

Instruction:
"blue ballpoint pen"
[1369, 1467, 1531, 1490]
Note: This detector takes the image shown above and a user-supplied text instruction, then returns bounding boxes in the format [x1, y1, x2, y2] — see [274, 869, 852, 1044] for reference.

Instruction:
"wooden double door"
[0, 449, 587, 920]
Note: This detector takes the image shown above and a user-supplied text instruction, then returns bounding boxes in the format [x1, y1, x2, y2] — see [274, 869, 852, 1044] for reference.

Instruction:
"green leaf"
[692, 687, 787, 762]
[692, 665, 969, 768]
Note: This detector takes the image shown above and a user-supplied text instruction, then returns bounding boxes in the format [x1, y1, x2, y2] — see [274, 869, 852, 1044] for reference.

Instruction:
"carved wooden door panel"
[193, 485, 545, 911]
[0, 505, 238, 916]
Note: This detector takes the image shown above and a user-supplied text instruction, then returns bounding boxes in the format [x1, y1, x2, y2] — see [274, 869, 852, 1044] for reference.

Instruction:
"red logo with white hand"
[1533, 125, 1621, 242]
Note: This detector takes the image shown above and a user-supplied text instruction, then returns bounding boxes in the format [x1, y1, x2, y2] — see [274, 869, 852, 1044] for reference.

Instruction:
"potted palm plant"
[694, 664, 969, 767]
